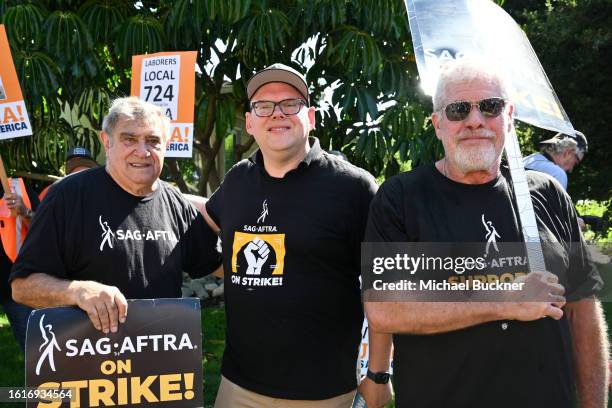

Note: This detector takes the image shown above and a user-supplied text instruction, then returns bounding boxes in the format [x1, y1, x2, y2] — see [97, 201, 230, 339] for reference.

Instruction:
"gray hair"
[433, 58, 512, 113]
[102, 97, 170, 136]
[542, 137, 578, 155]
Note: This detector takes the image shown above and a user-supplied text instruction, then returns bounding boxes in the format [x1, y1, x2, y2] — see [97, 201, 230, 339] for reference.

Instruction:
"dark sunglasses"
[443, 97, 506, 121]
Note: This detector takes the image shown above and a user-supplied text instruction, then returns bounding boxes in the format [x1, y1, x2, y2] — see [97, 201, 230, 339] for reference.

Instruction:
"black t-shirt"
[10, 167, 221, 299]
[0, 184, 40, 302]
[365, 164, 601, 408]
[206, 138, 378, 400]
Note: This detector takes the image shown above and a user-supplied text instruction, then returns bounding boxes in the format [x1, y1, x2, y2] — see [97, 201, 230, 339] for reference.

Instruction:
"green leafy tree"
[0, 0, 437, 194]
[507, 0, 612, 230]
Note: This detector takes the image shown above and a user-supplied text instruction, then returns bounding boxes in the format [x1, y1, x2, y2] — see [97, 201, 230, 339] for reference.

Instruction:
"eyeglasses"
[573, 152, 584, 163]
[250, 98, 307, 117]
[443, 97, 506, 121]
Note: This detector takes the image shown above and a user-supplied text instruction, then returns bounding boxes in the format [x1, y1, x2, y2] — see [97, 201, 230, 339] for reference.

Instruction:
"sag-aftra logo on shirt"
[230, 200, 287, 287]
[98, 215, 178, 252]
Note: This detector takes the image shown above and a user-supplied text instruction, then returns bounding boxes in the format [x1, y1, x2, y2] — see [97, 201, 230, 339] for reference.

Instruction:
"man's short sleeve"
[205, 183, 223, 227]
[183, 208, 222, 279]
[531, 174, 603, 300]
[354, 172, 379, 240]
[10, 184, 67, 282]
[565, 201, 602, 301]
[365, 177, 410, 242]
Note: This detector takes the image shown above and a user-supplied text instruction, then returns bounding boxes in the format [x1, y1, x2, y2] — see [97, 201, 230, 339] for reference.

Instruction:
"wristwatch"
[366, 369, 391, 384]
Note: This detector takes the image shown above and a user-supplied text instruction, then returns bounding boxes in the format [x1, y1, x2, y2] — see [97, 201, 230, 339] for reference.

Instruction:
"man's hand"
[358, 377, 392, 408]
[577, 217, 586, 231]
[4, 192, 29, 217]
[71, 281, 128, 334]
[504, 271, 566, 321]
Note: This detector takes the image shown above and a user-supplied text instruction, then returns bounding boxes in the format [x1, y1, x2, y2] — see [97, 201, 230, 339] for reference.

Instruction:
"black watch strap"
[366, 369, 391, 384]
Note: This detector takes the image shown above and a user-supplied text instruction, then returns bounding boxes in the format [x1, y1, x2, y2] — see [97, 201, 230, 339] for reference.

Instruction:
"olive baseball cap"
[246, 63, 309, 104]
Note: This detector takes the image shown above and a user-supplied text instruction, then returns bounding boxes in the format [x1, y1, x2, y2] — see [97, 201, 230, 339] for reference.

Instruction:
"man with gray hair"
[361, 59, 607, 407]
[523, 130, 588, 190]
[10, 97, 221, 333]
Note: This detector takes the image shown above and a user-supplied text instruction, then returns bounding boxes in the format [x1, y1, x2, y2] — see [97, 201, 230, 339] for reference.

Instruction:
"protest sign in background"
[26, 298, 203, 408]
[0, 24, 32, 140]
[405, 0, 574, 136]
[131, 51, 197, 158]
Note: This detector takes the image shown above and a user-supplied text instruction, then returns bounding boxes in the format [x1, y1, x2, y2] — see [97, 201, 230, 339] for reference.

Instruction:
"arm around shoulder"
[183, 194, 220, 233]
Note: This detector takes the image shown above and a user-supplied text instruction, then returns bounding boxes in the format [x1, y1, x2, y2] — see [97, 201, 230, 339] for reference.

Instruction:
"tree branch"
[165, 158, 192, 193]
[234, 136, 256, 161]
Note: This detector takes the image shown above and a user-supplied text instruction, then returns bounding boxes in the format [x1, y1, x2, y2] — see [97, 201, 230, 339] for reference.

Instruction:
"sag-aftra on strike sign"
[26, 298, 203, 408]
[131, 51, 197, 158]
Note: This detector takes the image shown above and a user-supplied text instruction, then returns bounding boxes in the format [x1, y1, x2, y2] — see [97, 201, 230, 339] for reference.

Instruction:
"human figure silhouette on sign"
[482, 214, 500, 257]
[35, 314, 61, 375]
[257, 200, 268, 224]
[99, 215, 115, 251]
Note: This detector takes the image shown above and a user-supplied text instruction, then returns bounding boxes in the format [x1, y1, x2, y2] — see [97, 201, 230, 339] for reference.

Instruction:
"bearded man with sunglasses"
[200, 64, 378, 407]
[361, 59, 607, 408]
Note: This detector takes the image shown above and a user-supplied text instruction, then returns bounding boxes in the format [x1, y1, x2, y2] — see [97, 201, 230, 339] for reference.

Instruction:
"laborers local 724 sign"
[131, 51, 197, 158]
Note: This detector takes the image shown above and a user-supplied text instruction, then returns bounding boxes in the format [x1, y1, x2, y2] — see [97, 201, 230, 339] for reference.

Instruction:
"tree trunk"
[165, 159, 191, 193]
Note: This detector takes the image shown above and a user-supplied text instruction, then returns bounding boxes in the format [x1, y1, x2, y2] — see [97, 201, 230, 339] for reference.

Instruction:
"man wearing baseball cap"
[523, 130, 588, 191]
[201, 63, 378, 407]
[39, 146, 99, 201]
[65, 146, 98, 174]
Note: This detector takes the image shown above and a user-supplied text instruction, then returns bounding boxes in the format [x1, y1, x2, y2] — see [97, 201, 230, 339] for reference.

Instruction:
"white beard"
[450, 130, 500, 173]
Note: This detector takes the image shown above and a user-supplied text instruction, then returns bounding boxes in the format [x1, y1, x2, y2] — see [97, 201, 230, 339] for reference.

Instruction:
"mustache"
[457, 129, 497, 140]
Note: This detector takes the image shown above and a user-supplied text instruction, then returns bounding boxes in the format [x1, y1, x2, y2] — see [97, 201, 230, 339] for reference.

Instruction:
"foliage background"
[0, 0, 607, 229]
[0, 0, 433, 196]
[509, 0, 612, 232]
[0, 1, 610, 404]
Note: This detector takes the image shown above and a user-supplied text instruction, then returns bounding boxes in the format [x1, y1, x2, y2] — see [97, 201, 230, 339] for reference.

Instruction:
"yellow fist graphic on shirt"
[232, 232, 285, 276]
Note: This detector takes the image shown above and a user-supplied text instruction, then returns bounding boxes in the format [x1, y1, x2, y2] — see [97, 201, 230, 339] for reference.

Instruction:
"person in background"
[524, 131, 594, 231]
[39, 146, 99, 201]
[523, 130, 587, 191]
[0, 177, 39, 352]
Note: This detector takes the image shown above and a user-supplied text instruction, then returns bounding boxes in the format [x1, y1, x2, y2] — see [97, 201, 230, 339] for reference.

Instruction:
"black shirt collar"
[249, 137, 323, 172]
